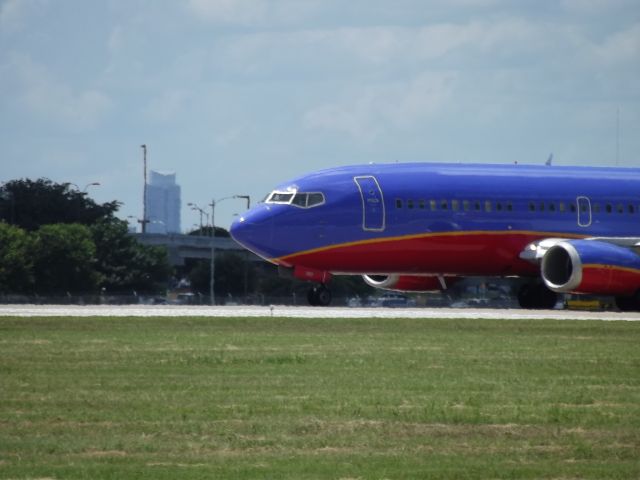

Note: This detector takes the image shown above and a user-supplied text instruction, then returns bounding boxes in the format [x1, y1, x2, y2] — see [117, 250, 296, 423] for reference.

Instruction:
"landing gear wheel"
[307, 284, 332, 307]
[615, 291, 640, 311]
[518, 283, 558, 310]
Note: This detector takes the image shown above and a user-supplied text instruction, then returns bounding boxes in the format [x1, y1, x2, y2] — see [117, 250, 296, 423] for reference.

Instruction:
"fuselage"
[231, 163, 640, 278]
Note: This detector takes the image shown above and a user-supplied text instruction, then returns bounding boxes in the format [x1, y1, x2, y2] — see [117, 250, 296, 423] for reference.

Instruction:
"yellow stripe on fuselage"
[582, 263, 640, 276]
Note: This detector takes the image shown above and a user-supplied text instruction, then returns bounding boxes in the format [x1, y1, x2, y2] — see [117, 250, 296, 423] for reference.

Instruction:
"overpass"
[133, 233, 262, 266]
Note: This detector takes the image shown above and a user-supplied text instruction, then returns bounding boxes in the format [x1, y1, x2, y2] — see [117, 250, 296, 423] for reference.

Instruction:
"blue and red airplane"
[230, 162, 640, 309]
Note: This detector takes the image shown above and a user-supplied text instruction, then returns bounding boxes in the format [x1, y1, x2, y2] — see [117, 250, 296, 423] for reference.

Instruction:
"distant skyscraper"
[145, 170, 181, 234]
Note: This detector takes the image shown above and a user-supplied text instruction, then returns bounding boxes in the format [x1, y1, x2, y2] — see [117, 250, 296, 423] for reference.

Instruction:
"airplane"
[230, 162, 640, 310]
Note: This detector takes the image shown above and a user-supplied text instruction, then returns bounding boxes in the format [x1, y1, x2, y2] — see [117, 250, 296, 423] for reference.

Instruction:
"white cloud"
[187, 0, 269, 25]
[304, 73, 456, 141]
[0, 0, 48, 33]
[560, 0, 638, 14]
[596, 22, 640, 65]
[7, 53, 112, 130]
[209, 19, 567, 79]
[186, 0, 321, 26]
[144, 89, 189, 122]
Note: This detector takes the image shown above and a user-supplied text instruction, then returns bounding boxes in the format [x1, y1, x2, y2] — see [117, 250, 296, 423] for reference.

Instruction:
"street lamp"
[69, 182, 100, 193]
[83, 182, 101, 192]
[141, 144, 148, 234]
[187, 202, 210, 232]
[209, 194, 250, 305]
[235, 195, 251, 209]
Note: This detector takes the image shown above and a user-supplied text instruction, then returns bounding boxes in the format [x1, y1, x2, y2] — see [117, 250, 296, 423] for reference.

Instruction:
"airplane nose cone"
[230, 207, 275, 260]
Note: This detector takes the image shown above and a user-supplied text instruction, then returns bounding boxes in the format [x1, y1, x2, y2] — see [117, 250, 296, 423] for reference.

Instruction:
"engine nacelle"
[541, 240, 640, 295]
[362, 274, 450, 292]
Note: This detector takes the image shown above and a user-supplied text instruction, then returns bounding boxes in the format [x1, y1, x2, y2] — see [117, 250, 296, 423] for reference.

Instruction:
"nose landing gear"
[307, 284, 332, 306]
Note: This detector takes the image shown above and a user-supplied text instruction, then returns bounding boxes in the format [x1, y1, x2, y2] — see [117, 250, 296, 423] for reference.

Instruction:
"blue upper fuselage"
[230, 162, 640, 272]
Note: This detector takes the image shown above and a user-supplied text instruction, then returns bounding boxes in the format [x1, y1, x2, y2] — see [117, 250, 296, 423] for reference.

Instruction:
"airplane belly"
[280, 231, 541, 276]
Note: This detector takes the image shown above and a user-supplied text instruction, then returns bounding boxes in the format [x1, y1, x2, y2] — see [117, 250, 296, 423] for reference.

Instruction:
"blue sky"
[1, 0, 639, 230]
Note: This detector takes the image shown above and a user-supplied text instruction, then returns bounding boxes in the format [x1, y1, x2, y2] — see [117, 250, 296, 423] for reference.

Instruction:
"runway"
[1, 304, 639, 321]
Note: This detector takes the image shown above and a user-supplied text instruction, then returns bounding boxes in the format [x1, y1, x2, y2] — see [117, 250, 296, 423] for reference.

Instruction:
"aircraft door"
[577, 196, 592, 227]
[354, 176, 385, 231]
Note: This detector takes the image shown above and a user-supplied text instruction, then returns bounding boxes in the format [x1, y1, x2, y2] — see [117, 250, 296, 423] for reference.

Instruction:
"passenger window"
[474, 201, 481, 211]
[617, 204, 624, 214]
[440, 200, 448, 210]
[559, 202, 566, 212]
[570, 203, 576, 213]
[592, 203, 600, 213]
[496, 202, 503, 212]
[419, 200, 426, 209]
[463, 200, 470, 212]
[429, 200, 437, 211]
[451, 200, 459, 211]
[506, 202, 513, 212]
[396, 199, 403, 209]
[407, 199, 414, 209]
[549, 203, 556, 212]
[539, 202, 545, 212]
[529, 202, 535, 212]
[629, 205, 635, 214]
[484, 201, 492, 212]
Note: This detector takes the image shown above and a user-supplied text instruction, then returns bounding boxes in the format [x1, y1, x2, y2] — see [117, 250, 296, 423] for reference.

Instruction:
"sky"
[1, 0, 639, 231]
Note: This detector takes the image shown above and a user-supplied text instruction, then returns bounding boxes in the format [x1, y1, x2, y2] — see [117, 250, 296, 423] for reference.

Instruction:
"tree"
[0, 178, 171, 295]
[187, 252, 255, 298]
[0, 178, 119, 231]
[0, 223, 34, 293]
[187, 225, 230, 237]
[91, 219, 171, 294]
[31, 224, 99, 294]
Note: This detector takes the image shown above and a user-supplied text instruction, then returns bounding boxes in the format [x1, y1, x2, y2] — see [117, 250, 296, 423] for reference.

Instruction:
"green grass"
[1, 316, 639, 479]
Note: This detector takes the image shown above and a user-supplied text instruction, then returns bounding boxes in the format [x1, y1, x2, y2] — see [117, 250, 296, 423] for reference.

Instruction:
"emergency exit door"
[354, 176, 385, 231]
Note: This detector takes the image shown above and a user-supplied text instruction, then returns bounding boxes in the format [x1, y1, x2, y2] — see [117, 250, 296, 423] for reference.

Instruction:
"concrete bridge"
[133, 233, 261, 266]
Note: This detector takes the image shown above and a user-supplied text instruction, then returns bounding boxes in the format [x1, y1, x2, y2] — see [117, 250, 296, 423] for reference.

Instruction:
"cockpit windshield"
[265, 190, 325, 208]
[266, 192, 294, 203]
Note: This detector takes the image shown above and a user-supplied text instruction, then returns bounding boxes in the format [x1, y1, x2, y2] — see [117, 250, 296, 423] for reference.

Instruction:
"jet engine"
[362, 274, 450, 292]
[541, 240, 640, 295]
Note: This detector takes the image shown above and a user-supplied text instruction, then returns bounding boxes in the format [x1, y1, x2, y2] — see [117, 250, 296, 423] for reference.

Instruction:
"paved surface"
[0, 304, 639, 321]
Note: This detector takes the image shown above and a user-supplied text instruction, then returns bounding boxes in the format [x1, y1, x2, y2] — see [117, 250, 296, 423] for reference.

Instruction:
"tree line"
[0, 179, 170, 295]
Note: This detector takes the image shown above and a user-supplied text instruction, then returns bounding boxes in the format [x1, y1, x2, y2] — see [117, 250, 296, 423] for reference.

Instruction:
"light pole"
[141, 144, 148, 234]
[187, 202, 209, 232]
[209, 195, 250, 305]
[69, 182, 100, 193]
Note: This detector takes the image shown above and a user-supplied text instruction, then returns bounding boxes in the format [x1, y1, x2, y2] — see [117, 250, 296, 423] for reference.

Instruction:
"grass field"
[1, 316, 639, 479]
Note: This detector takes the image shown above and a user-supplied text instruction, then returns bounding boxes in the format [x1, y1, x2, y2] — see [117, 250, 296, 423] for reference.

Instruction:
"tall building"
[145, 170, 181, 234]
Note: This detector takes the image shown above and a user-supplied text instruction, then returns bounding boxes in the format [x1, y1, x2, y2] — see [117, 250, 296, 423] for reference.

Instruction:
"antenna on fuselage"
[545, 153, 553, 166]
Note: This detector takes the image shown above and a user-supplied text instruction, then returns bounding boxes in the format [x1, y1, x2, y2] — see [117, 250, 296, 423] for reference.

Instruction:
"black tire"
[615, 292, 640, 312]
[307, 285, 332, 307]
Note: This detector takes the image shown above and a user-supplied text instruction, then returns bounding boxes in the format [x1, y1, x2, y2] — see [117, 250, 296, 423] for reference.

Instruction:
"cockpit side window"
[291, 193, 308, 207]
[292, 192, 325, 208]
[307, 193, 324, 207]
[265, 190, 325, 208]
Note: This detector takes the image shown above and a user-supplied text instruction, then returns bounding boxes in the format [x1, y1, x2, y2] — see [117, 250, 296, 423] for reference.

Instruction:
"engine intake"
[541, 242, 582, 291]
[541, 240, 640, 295]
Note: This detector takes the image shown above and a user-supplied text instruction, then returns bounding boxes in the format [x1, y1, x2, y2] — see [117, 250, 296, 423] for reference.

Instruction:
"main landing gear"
[615, 291, 640, 312]
[517, 283, 558, 310]
[307, 284, 332, 306]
